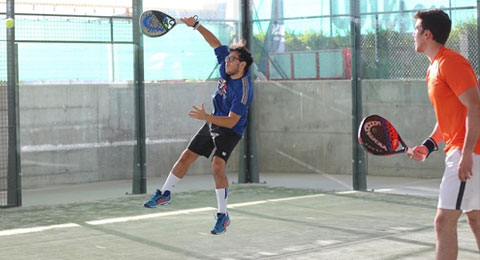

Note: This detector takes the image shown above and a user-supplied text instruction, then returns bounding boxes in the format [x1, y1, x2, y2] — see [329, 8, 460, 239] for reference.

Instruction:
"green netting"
[319, 51, 344, 78]
[293, 52, 316, 79]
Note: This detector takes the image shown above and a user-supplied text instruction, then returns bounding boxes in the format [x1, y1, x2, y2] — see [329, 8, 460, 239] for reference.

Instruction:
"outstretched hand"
[188, 103, 207, 121]
[180, 16, 197, 27]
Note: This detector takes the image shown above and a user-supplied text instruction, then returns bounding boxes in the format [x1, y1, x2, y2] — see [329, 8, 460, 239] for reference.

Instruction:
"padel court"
[1, 174, 479, 260]
[1, 1, 480, 260]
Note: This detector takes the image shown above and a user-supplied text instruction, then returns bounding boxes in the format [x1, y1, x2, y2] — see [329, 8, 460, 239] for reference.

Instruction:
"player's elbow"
[210, 40, 221, 49]
[226, 118, 240, 129]
[225, 121, 236, 129]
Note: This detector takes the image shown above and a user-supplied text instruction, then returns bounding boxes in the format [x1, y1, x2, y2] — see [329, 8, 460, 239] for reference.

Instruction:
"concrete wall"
[19, 82, 232, 188]
[254, 80, 443, 179]
[18, 79, 443, 188]
[362, 80, 442, 178]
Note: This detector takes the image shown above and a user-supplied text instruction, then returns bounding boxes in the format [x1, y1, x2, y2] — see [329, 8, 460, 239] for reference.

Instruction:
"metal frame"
[350, 0, 367, 191]
[6, 0, 21, 207]
[132, 0, 146, 194]
[265, 49, 351, 80]
[238, 0, 259, 184]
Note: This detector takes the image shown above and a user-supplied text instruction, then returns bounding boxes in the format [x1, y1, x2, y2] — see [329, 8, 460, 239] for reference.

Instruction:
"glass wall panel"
[251, 0, 353, 189]
[142, 0, 243, 182]
[10, 3, 136, 205]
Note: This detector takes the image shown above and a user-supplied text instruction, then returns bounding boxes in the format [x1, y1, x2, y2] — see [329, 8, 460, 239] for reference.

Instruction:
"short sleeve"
[214, 46, 229, 65]
[441, 57, 478, 97]
[230, 77, 252, 116]
[215, 46, 229, 79]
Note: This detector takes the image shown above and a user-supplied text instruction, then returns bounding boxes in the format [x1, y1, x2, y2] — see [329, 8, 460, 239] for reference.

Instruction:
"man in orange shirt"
[408, 9, 480, 259]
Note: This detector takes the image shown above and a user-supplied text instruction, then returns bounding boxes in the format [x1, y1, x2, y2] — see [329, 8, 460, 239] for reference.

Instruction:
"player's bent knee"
[180, 150, 198, 164]
[211, 158, 225, 175]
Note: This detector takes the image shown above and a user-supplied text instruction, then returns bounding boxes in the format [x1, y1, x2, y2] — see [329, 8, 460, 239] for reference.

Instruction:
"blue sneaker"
[143, 189, 171, 208]
[211, 213, 230, 235]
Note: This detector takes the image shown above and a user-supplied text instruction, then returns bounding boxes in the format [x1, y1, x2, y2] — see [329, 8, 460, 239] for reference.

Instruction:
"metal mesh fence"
[360, 29, 429, 79]
[0, 40, 7, 206]
[15, 15, 131, 42]
[360, 12, 478, 79]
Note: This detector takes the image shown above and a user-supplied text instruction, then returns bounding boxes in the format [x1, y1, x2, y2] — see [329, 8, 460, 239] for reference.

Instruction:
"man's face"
[413, 19, 427, 53]
[225, 51, 242, 76]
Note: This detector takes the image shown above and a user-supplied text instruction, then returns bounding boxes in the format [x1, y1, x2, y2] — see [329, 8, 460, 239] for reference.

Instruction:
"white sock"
[215, 188, 228, 214]
[161, 172, 181, 193]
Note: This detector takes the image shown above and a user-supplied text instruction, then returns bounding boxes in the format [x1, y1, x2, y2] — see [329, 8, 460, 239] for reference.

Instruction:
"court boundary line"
[0, 193, 329, 237]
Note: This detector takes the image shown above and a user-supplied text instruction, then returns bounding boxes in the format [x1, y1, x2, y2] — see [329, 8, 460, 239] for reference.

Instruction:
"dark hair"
[229, 42, 253, 76]
[414, 9, 451, 45]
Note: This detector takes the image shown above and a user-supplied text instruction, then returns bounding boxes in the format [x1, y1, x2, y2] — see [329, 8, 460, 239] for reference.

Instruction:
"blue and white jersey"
[213, 45, 253, 135]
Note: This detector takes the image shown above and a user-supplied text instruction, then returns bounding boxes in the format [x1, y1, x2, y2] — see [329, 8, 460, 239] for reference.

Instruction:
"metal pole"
[7, 0, 21, 207]
[350, 0, 367, 190]
[109, 17, 115, 82]
[132, 0, 146, 194]
[238, 0, 259, 183]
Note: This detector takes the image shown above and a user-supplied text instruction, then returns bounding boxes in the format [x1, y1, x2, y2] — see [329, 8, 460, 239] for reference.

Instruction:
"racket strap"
[422, 137, 438, 157]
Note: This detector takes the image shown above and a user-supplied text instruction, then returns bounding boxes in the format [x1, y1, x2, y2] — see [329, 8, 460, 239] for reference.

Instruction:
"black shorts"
[187, 123, 242, 162]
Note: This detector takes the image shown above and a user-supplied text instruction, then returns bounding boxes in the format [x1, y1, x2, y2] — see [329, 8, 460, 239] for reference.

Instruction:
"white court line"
[0, 223, 80, 237]
[266, 193, 326, 202]
[21, 138, 188, 152]
[373, 189, 393, 193]
[0, 193, 331, 237]
[228, 194, 326, 208]
[227, 201, 268, 208]
[86, 207, 216, 225]
[276, 150, 351, 189]
[336, 190, 359, 195]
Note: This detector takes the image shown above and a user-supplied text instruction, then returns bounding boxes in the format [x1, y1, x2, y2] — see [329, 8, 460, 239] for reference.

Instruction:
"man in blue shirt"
[143, 16, 253, 235]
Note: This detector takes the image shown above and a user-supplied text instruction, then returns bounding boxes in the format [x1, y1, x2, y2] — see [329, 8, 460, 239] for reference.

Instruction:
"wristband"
[422, 137, 438, 157]
[193, 21, 200, 30]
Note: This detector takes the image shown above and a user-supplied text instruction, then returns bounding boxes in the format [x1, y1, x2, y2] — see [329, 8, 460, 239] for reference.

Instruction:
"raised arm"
[181, 17, 221, 49]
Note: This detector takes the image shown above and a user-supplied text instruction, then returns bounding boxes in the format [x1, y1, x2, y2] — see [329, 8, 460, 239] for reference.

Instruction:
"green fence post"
[6, 0, 21, 207]
[132, 0, 146, 194]
[350, 0, 366, 191]
[238, 0, 259, 184]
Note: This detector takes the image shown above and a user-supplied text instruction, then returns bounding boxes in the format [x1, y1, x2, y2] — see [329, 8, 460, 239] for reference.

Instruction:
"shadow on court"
[1, 185, 479, 260]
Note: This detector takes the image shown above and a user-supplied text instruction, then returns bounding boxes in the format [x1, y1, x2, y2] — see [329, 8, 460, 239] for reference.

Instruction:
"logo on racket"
[142, 13, 166, 32]
[363, 121, 388, 152]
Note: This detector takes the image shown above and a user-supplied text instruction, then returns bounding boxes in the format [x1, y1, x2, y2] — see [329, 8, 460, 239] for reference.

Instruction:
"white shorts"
[438, 149, 480, 212]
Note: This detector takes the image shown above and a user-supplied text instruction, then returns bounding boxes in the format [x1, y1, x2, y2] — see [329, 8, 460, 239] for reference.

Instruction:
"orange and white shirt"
[427, 46, 480, 154]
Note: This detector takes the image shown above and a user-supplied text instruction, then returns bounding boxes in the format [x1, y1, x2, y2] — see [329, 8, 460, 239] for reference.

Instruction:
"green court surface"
[1, 185, 479, 260]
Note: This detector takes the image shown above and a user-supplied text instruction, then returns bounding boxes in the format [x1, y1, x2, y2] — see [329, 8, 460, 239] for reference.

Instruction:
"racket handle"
[176, 15, 198, 24]
[406, 147, 414, 156]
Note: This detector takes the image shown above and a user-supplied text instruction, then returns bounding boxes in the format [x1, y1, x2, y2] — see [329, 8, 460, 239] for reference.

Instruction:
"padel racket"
[140, 10, 198, 37]
[358, 114, 413, 156]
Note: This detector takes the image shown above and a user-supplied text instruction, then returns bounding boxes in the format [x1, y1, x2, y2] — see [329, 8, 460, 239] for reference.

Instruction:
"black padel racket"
[140, 10, 197, 37]
[358, 114, 413, 156]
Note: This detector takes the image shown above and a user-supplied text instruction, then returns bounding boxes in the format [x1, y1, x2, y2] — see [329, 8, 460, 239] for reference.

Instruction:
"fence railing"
[265, 49, 351, 80]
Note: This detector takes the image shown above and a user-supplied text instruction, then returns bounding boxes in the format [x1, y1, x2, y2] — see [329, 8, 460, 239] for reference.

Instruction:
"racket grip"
[405, 147, 414, 156]
[176, 15, 198, 24]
